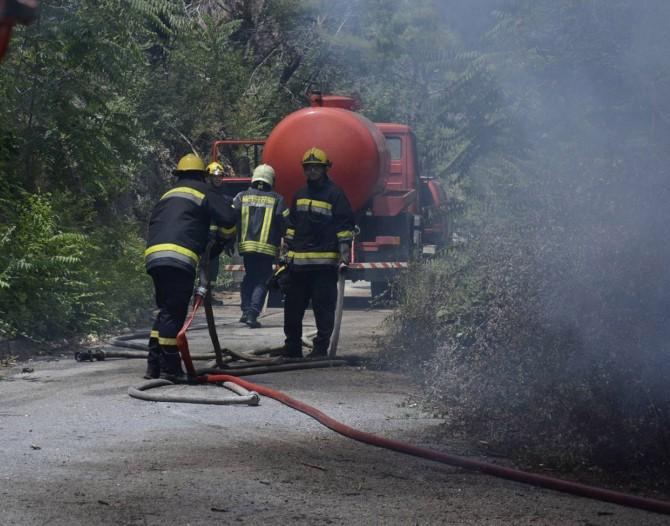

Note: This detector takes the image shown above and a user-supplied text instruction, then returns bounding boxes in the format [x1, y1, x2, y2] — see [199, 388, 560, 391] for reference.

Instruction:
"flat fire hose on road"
[128, 368, 670, 516]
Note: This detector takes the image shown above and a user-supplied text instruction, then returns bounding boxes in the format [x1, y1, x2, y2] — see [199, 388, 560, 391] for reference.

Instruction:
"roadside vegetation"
[1, 0, 669, 475]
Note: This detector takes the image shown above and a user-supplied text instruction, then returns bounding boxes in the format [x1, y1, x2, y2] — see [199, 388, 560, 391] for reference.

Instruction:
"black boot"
[305, 348, 328, 360]
[269, 345, 302, 359]
[159, 348, 185, 382]
[143, 338, 161, 379]
[239, 312, 248, 323]
[246, 311, 261, 329]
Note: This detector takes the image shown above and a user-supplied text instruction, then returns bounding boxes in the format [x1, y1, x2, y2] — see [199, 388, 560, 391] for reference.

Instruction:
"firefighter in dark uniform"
[144, 154, 236, 380]
[233, 163, 287, 328]
[282, 147, 355, 358]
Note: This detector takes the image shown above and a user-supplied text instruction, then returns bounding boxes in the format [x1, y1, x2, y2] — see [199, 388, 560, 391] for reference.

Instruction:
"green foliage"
[0, 194, 151, 340]
[81, 224, 154, 331]
[0, 193, 91, 339]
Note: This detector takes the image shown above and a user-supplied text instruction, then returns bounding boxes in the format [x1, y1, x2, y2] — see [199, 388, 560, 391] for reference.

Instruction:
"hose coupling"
[74, 349, 106, 362]
[194, 285, 208, 298]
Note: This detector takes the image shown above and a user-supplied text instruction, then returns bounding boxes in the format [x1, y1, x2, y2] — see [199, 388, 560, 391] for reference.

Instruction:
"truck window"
[387, 137, 402, 160]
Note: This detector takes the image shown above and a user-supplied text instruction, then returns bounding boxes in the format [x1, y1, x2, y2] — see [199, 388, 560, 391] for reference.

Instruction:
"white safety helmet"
[251, 164, 275, 187]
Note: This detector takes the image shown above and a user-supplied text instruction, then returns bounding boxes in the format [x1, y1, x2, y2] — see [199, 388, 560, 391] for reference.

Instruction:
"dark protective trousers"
[147, 266, 194, 376]
[207, 254, 220, 284]
[283, 267, 338, 356]
[240, 253, 274, 316]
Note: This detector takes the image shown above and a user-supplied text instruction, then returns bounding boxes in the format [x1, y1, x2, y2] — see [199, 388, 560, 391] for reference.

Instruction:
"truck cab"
[353, 124, 449, 264]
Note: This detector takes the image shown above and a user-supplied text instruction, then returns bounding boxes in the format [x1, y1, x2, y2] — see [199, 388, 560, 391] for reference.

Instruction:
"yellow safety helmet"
[206, 162, 224, 177]
[175, 153, 205, 173]
[301, 147, 331, 167]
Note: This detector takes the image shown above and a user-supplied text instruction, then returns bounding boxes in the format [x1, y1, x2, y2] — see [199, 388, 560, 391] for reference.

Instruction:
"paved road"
[1, 290, 667, 525]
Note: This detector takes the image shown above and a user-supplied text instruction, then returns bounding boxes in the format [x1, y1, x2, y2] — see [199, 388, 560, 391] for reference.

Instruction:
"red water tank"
[262, 96, 389, 212]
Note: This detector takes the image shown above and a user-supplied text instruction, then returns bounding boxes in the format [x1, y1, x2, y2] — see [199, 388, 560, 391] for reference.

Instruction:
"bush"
[0, 193, 152, 342]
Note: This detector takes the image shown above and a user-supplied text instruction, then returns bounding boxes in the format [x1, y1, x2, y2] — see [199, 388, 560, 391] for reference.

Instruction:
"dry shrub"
[383, 222, 670, 471]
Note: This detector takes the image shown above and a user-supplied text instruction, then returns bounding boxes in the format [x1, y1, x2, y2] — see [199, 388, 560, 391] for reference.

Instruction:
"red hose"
[176, 295, 201, 377]
[203, 373, 670, 516]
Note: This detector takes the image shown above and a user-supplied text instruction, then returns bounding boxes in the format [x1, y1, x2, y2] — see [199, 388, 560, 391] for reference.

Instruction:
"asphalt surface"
[1, 285, 669, 525]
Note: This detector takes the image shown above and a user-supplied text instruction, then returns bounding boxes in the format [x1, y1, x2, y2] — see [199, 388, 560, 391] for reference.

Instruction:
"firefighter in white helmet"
[232, 164, 287, 328]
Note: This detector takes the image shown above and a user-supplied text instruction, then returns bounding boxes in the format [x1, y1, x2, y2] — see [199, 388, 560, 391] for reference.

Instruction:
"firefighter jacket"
[232, 187, 287, 257]
[285, 178, 355, 269]
[145, 175, 236, 274]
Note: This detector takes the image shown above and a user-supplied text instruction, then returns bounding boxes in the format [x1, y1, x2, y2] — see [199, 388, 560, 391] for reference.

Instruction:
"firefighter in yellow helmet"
[204, 161, 237, 305]
[206, 160, 235, 184]
[143, 153, 236, 380]
[206, 161, 224, 180]
[281, 147, 354, 358]
[232, 163, 287, 328]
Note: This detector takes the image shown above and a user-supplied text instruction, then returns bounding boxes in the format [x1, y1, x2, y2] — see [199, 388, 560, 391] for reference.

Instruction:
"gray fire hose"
[128, 378, 260, 405]
[328, 270, 346, 357]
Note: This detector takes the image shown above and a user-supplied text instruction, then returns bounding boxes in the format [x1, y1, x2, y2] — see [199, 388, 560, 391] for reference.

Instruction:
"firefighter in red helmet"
[144, 154, 236, 380]
[281, 147, 355, 358]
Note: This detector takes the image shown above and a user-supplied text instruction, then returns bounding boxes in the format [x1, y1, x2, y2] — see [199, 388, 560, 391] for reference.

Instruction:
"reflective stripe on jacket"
[285, 178, 355, 269]
[232, 187, 287, 257]
[145, 175, 236, 273]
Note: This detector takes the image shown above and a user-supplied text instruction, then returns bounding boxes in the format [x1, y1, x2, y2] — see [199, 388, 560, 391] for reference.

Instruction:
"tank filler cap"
[309, 94, 359, 111]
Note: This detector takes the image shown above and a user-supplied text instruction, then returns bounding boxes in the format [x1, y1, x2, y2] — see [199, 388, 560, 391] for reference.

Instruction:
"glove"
[268, 264, 291, 293]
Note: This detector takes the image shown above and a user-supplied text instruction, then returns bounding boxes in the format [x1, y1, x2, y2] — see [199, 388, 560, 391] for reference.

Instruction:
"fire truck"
[211, 93, 449, 298]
